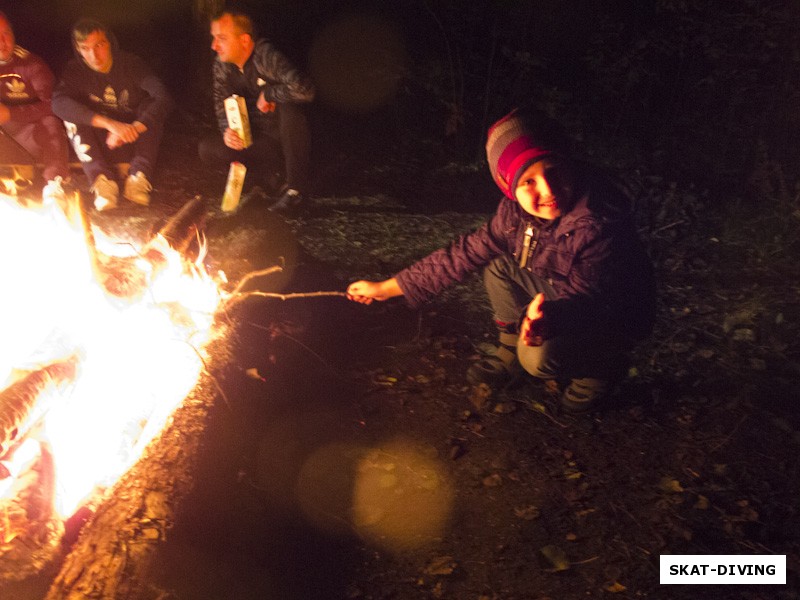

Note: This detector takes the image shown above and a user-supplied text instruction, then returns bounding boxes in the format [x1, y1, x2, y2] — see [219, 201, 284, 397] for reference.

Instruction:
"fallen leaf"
[245, 367, 265, 381]
[693, 495, 709, 510]
[540, 545, 570, 571]
[514, 505, 540, 520]
[659, 477, 684, 493]
[531, 401, 548, 414]
[431, 581, 444, 598]
[606, 581, 627, 593]
[482, 473, 502, 487]
[448, 442, 466, 460]
[493, 401, 517, 414]
[424, 556, 457, 576]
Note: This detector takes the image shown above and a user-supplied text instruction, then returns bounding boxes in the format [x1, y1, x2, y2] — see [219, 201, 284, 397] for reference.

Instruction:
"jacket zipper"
[519, 223, 537, 269]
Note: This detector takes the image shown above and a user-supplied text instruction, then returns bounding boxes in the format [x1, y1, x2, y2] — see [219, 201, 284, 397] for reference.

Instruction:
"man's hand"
[520, 293, 548, 346]
[95, 117, 147, 148]
[105, 120, 142, 144]
[256, 90, 276, 113]
[346, 278, 403, 305]
[223, 127, 245, 150]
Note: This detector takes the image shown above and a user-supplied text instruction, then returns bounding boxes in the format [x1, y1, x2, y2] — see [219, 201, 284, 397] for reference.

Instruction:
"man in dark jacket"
[52, 18, 173, 210]
[199, 8, 315, 214]
[347, 109, 656, 412]
[0, 11, 70, 204]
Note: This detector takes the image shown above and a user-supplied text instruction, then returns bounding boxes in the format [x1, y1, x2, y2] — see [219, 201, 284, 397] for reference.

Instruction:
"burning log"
[0, 440, 61, 584]
[93, 197, 210, 300]
[146, 195, 208, 257]
[0, 359, 78, 458]
[44, 335, 230, 600]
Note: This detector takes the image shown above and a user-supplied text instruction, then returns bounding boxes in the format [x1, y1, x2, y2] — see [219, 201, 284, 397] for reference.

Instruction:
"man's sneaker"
[123, 172, 152, 206]
[560, 377, 610, 413]
[268, 188, 304, 214]
[92, 174, 119, 211]
[42, 176, 67, 206]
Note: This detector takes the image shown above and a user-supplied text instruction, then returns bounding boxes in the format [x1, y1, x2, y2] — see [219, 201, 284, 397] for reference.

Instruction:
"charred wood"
[0, 359, 78, 458]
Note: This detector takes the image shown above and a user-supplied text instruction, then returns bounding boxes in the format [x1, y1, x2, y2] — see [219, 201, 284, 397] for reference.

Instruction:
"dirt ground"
[4, 114, 800, 599]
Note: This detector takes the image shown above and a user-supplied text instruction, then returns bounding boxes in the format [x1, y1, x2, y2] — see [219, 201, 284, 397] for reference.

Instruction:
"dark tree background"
[3, 0, 799, 209]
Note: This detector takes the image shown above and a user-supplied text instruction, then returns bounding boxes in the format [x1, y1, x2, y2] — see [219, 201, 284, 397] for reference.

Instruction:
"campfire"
[0, 189, 223, 577]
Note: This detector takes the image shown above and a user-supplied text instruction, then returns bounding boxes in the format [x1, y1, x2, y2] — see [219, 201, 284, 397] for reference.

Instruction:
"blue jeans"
[483, 255, 629, 382]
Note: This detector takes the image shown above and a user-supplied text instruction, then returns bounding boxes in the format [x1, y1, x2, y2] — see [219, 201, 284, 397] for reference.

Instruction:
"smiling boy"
[347, 108, 656, 412]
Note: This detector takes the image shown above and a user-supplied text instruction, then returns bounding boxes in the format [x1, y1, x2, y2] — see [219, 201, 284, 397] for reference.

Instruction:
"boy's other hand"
[521, 293, 547, 346]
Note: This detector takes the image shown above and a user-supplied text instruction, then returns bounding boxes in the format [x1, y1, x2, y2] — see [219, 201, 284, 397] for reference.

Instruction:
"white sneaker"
[123, 172, 152, 206]
[92, 174, 119, 211]
[42, 176, 67, 206]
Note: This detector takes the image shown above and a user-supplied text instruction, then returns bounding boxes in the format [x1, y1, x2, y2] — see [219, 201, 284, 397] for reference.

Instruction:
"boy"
[347, 109, 656, 412]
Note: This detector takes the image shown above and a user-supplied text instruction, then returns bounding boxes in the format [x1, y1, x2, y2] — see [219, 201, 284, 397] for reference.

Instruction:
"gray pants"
[483, 255, 629, 382]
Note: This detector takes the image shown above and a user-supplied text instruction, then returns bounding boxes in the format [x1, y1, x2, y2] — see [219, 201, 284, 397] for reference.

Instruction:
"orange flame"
[0, 192, 222, 517]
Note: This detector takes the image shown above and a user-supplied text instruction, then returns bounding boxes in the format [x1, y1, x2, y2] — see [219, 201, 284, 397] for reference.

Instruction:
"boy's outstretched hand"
[346, 278, 403, 304]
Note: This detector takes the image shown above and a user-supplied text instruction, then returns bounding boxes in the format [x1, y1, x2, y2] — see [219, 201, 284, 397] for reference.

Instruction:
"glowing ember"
[0, 192, 222, 518]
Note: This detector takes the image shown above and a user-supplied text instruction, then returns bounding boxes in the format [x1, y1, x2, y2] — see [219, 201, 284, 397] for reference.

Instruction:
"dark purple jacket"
[395, 169, 656, 341]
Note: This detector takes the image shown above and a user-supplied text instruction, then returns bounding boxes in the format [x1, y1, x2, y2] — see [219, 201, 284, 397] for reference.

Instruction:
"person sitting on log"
[346, 108, 657, 413]
[0, 11, 71, 205]
[52, 18, 173, 211]
[199, 8, 315, 215]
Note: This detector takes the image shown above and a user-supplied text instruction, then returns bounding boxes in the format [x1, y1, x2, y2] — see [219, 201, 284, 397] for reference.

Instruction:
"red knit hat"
[486, 109, 555, 200]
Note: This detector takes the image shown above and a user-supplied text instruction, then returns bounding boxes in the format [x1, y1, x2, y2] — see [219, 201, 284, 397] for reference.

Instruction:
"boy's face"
[76, 30, 113, 73]
[514, 160, 564, 220]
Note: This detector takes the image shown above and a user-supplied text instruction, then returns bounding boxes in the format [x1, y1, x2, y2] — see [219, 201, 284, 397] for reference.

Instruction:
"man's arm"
[252, 42, 315, 105]
[51, 63, 99, 126]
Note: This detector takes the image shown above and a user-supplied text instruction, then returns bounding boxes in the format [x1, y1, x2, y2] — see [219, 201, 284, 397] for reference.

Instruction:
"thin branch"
[225, 289, 346, 306]
[228, 265, 284, 296]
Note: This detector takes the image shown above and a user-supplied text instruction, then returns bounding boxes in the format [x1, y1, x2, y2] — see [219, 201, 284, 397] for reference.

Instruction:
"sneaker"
[42, 176, 67, 206]
[123, 172, 152, 206]
[466, 344, 523, 388]
[560, 378, 610, 413]
[467, 331, 523, 387]
[268, 187, 304, 214]
[92, 174, 119, 211]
